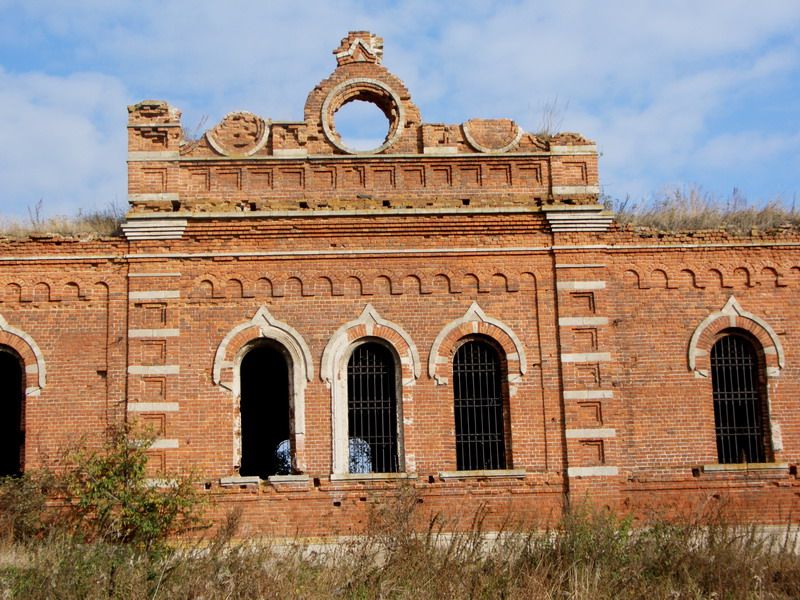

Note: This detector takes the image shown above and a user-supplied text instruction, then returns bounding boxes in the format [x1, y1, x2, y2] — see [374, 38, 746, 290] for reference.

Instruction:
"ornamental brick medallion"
[206, 111, 270, 157]
[462, 118, 523, 154]
[321, 78, 405, 155]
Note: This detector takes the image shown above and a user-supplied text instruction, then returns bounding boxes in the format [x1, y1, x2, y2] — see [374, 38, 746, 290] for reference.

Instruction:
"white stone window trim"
[688, 296, 784, 378]
[0, 312, 46, 392]
[213, 306, 313, 473]
[427, 301, 527, 384]
[320, 304, 420, 476]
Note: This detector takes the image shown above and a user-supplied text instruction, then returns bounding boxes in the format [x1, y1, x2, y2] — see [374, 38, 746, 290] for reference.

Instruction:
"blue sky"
[0, 1, 799, 217]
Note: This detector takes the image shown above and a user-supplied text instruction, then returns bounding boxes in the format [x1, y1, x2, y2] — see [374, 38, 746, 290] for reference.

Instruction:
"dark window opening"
[711, 333, 769, 464]
[0, 349, 24, 477]
[239, 344, 291, 477]
[347, 342, 399, 473]
[454, 339, 507, 470]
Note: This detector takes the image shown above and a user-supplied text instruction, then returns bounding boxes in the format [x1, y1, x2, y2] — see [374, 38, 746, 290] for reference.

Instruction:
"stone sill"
[329, 472, 417, 482]
[219, 474, 310, 487]
[701, 462, 789, 473]
[268, 474, 310, 484]
[219, 476, 260, 487]
[438, 469, 527, 480]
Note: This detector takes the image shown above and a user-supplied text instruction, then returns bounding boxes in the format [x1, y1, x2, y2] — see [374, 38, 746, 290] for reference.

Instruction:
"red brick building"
[2, 32, 798, 535]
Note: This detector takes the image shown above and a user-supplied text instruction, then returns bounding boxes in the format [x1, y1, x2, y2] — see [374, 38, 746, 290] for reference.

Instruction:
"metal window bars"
[347, 342, 399, 473]
[711, 334, 768, 464]
[453, 339, 507, 471]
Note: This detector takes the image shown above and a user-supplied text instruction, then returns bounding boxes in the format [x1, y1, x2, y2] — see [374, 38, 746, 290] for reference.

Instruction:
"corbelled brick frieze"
[0, 32, 797, 537]
[127, 30, 599, 215]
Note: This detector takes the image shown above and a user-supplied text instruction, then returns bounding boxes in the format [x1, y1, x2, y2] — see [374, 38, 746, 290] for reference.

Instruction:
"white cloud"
[696, 130, 800, 170]
[0, 0, 798, 212]
[0, 67, 128, 217]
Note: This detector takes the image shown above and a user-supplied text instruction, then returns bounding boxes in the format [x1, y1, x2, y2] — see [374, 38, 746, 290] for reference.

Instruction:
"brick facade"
[2, 32, 798, 535]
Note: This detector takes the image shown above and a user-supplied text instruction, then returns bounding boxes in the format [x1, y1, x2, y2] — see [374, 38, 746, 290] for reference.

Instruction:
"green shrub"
[0, 424, 204, 553]
[2, 463, 800, 598]
[61, 425, 205, 551]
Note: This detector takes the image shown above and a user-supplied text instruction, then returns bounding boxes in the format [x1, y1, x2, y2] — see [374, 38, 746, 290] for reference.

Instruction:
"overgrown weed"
[608, 187, 800, 234]
[1, 474, 800, 598]
[0, 199, 124, 238]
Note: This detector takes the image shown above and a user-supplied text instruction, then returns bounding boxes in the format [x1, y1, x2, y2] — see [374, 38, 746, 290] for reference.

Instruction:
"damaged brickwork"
[0, 32, 798, 536]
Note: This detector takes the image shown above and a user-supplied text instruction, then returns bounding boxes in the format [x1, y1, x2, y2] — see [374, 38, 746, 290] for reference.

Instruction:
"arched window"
[239, 343, 291, 477]
[0, 347, 24, 477]
[453, 338, 507, 470]
[347, 342, 399, 473]
[711, 333, 769, 464]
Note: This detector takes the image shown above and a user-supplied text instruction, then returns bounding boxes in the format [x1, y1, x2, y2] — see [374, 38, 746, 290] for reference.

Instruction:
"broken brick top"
[127, 31, 599, 215]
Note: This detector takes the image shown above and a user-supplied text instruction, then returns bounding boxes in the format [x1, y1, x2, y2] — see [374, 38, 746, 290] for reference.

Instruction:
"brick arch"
[0, 312, 46, 393]
[623, 269, 643, 289]
[320, 304, 420, 474]
[688, 296, 784, 379]
[212, 305, 313, 473]
[428, 302, 526, 388]
[758, 265, 783, 287]
[649, 268, 671, 289]
[189, 274, 221, 299]
[320, 304, 420, 386]
[59, 280, 83, 301]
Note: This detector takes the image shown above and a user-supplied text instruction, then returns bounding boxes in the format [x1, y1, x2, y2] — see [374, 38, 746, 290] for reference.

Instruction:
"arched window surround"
[688, 296, 783, 379]
[688, 297, 784, 459]
[321, 304, 420, 475]
[0, 313, 46, 475]
[429, 302, 526, 393]
[213, 306, 313, 474]
[0, 313, 46, 394]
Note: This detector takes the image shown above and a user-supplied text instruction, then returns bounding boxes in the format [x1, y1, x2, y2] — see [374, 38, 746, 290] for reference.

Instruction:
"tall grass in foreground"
[609, 188, 800, 234]
[1, 495, 799, 598]
[0, 430, 799, 598]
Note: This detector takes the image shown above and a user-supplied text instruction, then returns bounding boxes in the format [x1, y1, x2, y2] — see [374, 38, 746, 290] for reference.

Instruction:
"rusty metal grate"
[347, 342, 399, 473]
[453, 340, 507, 470]
[711, 334, 767, 464]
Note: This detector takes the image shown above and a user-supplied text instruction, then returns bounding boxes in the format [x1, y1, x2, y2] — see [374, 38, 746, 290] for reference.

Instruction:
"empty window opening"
[347, 342, 399, 473]
[711, 333, 769, 464]
[239, 343, 291, 477]
[333, 99, 390, 152]
[453, 339, 507, 471]
[0, 348, 24, 477]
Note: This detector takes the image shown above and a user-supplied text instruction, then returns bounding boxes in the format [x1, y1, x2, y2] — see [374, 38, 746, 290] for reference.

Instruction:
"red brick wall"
[1, 32, 797, 536]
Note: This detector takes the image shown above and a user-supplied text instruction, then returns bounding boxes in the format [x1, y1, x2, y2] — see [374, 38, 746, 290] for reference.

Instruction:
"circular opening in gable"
[332, 99, 390, 152]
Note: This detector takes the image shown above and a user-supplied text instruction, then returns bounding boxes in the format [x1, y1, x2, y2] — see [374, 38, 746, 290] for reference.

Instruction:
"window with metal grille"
[711, 333, 769, 464]
[239, 343, 291, 477]
[453, 339, 507, 470]
[347, 342, 399, 473]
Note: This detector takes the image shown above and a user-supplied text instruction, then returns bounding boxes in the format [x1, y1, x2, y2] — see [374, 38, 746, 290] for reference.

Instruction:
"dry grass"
[0, 200, 124, 239]
[1, 489, 799, 599]
[3, 189, 798, 239]
[609, 188, 800, 234]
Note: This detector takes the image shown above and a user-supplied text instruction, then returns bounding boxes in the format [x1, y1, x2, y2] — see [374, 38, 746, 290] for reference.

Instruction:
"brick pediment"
[126, 31, 599, 215]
